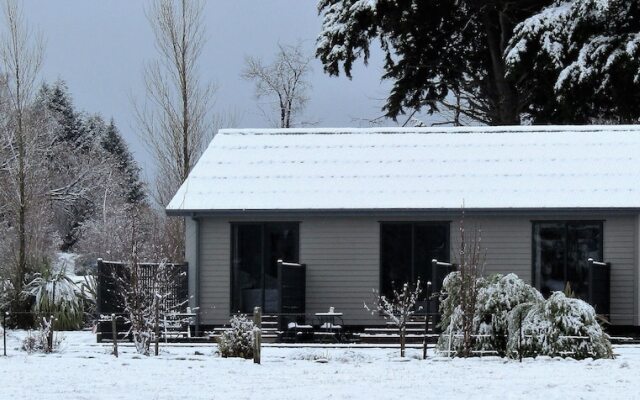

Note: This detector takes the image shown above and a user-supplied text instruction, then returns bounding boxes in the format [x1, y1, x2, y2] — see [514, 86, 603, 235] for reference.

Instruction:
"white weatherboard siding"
[167, 125, 640, 211]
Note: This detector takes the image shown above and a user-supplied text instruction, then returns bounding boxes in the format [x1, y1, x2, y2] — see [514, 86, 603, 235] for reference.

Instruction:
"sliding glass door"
[380, 222, 450, 300]
[533, 221, 603, 299]
[231, 222, 299, 313]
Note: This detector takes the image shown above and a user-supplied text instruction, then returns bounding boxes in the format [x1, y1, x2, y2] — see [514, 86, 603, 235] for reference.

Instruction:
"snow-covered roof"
[166, 125, 640, 213]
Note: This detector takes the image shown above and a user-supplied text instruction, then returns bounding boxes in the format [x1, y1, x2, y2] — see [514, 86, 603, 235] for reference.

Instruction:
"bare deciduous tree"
[0, 0, 47, 318]
[133, 0, 221, 260]
[134, 0, 218, 205]
[365, 281, 422, 357]
[456, 214, 485, 357]
[242, 43, 312, 128]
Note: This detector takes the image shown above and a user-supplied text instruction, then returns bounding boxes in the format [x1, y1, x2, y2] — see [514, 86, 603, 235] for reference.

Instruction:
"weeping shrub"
[437, 273, 538, 356]
[475, 273, 543, 355]
[217, 315, 255, 359]
[507, 292, 613, 360]
[24, 271, 86, 330]
[436, 272, 610, 360]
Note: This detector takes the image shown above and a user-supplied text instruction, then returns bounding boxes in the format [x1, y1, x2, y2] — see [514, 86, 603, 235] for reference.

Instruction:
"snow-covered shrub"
[507, 292, 613, 360]
[475, 274, 543, 355]
[436, 271, 487, 356]
[21, 317, 64, 354]
[437, 272, 542, 357]
[24, 270, 86, 330]
[217, 315, 256, 359]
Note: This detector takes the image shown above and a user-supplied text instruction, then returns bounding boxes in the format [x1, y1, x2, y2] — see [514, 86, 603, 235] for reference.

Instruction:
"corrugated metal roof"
[167, 125, 640, 212]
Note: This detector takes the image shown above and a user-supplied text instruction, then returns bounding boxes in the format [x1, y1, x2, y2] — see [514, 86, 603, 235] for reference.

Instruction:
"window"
[231, 222, 299, 313]
[380, 222, 450, 299]
[533, 221, 603, 299]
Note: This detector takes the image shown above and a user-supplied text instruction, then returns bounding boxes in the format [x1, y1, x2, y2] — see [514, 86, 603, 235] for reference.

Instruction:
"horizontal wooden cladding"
[301, 218, 380, 324]
[198, 219, 231, 325]
[603, 216, 637, 325]
[193, 213, 638, 326]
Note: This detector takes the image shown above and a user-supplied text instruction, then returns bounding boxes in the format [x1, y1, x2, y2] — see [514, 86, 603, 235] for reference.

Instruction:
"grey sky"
[24, 0, 395, 181]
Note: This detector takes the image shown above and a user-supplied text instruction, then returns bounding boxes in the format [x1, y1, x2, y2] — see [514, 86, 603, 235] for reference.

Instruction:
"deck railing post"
[253, 306, 262, 364]
[111, 313, 118, 358]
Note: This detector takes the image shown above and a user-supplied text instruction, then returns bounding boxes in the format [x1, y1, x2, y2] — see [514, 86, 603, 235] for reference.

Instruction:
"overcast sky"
[24, 0, 398, 181]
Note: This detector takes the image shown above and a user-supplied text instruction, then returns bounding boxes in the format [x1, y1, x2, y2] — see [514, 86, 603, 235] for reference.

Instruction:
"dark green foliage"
[506, 0, 640, 123]
[318, 0, 640, 124]
[35, 80, 146, 252]
[100, 120, 146, 204]
[40, 80, 88, 148]
[317, 0, 551, 125]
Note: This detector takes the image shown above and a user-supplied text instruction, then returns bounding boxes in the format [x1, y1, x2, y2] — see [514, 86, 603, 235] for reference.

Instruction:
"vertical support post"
[48, 315, 54, 353]
[154, 300, 160, 356]
[253, 306, 262, 364]
[422, 315, 428, 360]
[111, 313, 118, 358]
[3, 311, 7, 357]
[587, 258, 594, 304]
[423, 281, 432, 360]
[400, 326, 406, 358]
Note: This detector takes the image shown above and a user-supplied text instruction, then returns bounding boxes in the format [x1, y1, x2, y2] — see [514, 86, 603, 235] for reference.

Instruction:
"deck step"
[364, 328, 426, 333]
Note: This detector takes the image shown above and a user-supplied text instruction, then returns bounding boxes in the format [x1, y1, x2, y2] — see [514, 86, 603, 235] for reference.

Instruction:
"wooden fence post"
[253, 306, 262, 364]
[154, 299, 160, 356]
[422, 315, 428, 360]
[48, 315, 54, 353]
[3, 311, 6, 357]
[400, 325, 406, 358]
[111, 313, 118, 358]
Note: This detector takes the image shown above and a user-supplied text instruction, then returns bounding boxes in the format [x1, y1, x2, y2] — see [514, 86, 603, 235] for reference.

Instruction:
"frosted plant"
[217, 315, 255, 359]
[21, 316, 64, 354]
[507, 292, 613, 360]
[437, 272, 542, 357]
[23, 269, 86, 330]
[475, 274, 543, 356]
[365, 280, 422, 357]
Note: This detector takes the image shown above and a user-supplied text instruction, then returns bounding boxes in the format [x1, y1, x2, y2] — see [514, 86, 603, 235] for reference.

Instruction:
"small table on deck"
[314, 312, 344, 341]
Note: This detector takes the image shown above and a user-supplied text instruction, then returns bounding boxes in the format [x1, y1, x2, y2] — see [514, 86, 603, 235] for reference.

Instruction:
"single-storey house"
[166, 125, 640, 331]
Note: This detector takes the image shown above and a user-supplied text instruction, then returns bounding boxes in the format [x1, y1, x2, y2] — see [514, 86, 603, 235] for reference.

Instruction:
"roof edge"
[216, 124, 640, 136]
[166, 207, 640, 218]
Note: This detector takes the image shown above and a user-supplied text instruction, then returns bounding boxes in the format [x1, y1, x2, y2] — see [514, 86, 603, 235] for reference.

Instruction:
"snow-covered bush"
[507, 292, 613, 360]
[21, 317, 64, 354]
[437, 272, 543, 357]
[436, 271, 486, 356]
[475, 274, 543, 355]
[217, 315, 255, 359]
[24, 270, 86, 330]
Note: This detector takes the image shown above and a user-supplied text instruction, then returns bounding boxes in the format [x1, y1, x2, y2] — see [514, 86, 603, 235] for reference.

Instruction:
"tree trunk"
[482, 9, 520, 125]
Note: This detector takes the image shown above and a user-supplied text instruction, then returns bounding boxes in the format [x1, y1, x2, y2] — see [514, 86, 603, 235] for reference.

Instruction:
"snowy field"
[0, 331, 638, 400]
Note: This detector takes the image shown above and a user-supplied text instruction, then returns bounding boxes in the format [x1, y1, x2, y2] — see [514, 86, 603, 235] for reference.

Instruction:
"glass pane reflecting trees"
[533, 222, 603, 299]
[380, 223, 450, 301]
[231, 223, 299, 313]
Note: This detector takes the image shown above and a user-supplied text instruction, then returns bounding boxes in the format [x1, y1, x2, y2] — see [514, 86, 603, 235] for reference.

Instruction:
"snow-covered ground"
[0, 331, 638, 400]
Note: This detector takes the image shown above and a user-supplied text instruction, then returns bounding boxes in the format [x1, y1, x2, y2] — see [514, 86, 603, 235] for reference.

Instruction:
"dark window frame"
[379, 221, 451, 298]
[531, 220, 604, 296]
[229, 221, 300, 314]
